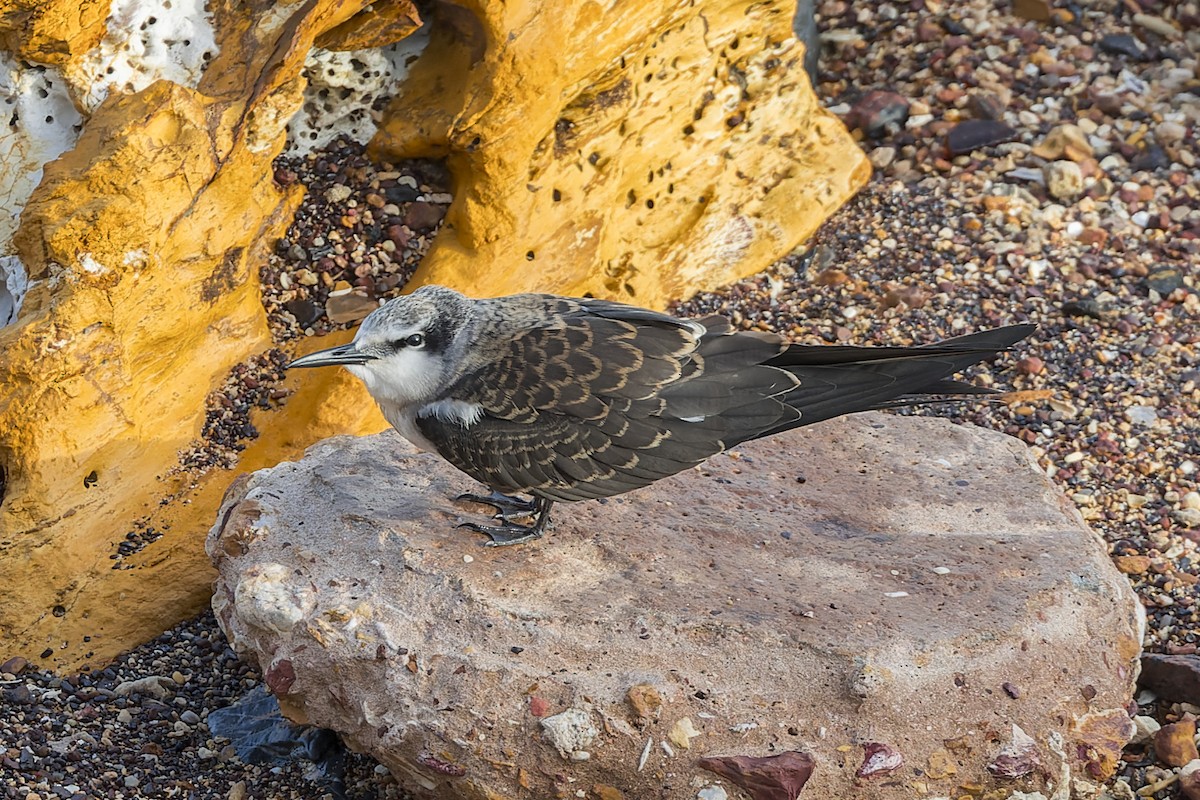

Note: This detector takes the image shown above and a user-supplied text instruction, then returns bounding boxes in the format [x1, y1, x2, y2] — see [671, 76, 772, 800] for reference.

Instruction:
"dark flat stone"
[946, 119, 1019, 155]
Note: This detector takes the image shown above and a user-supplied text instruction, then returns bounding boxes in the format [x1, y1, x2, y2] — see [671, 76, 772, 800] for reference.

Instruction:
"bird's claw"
[455, 521, 544, 547]
[454, 491, 538, 522]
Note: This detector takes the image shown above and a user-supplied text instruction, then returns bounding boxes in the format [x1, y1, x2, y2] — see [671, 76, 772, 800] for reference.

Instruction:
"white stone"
[1129, 715, 1160, 744]
[0, 56, 83, 260]
[231, 563, 316, 638]
[0, 256, 29, 326]
[1044, 160, 1083, 201]
[540, 708, 599, 760]
[1125, 405, 1158, 425]
[73, 0, 218, 112]
[285, 30, 431, 154]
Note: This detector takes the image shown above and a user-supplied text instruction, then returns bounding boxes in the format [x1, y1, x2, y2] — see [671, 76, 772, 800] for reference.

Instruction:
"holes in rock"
[645, 199, 655, 209]
[0, 463, 6, 507]
[52, 605, 66, 617]
[83, 470, 98, 489]
[552, 189, 562, 202]
[625, 189, 637, 208]
[525, 251, 535, 261]
[682, 124, 694, 136]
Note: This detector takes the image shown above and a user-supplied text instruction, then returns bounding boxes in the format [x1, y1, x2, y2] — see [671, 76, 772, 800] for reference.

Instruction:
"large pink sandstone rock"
[208, 413, 1142, 800]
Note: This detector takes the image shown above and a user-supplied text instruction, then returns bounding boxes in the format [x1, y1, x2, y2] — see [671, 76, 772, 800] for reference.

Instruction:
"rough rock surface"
[372, 0, 869, 308]
[209, 414, 1142, 800]
[0, 0, 864, 672]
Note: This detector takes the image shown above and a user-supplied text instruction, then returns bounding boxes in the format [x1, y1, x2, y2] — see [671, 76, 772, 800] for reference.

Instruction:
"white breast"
[418, 399, 485, 426]
[382, 400, 485, 452]
[381, 406, 439, 452]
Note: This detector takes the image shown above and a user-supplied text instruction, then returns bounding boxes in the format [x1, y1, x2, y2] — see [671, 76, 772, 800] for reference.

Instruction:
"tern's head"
[287, 285, 471, 407]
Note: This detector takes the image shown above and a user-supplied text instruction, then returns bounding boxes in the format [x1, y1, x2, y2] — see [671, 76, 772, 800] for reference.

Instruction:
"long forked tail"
[758, 324, 1037, 436]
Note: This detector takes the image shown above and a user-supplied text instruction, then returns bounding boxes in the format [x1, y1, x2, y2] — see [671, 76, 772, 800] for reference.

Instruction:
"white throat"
[347, 350, 442, 410]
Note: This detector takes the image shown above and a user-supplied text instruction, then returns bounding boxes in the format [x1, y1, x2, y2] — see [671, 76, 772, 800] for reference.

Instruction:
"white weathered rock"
[1045, 160, 1084, 200]
[208, 414, 1142, 800]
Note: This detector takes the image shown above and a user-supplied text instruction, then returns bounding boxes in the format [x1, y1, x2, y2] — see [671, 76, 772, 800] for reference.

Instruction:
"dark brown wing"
[415, 302, 799, 502]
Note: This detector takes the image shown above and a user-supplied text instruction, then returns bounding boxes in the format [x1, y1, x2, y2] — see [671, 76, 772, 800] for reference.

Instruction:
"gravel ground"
[4, 1, 1198, 798]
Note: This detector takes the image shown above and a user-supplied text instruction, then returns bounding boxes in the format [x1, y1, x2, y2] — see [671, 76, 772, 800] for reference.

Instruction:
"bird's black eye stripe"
[393, 333, 425, 350]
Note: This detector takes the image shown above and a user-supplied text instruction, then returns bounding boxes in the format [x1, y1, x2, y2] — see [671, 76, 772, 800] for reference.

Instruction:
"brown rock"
[1113, 554, 1151, 574]
[592, 785, 626, 800]
[1032, 124, 1094, 162]
[966, 92, 1007, 121]
[627, 683, 663, 724]
[1013, 0, 1052, 22]
[698, 752, 815, 800]
[325, 290, 379, 325]
[843, 90, 911, 137]
[1154, 718, 1199, 768]
[209, 414, 1141, 799]
[1139, 654, 1200, 705]
[402, 201, 445, 231]
[372, 0, 869, 308]
[815, 267, 850, 286]
[0, 655, 29, 674]
[1016, 356, 1045, 375]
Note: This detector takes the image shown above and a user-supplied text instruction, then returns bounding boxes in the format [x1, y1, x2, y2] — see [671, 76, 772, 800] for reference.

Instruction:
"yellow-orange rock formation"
[371, 0, 869, 308]
[0, 0, 866, 672]
[0, 0, 394, 672]
[0, 0, 108, 66]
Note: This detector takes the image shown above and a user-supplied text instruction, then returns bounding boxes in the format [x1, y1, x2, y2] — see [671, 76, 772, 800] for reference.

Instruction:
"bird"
[287, 285, 1035, 546]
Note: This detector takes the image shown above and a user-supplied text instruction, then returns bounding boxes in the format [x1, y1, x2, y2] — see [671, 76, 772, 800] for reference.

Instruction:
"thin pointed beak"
[286, 343, 376, 369]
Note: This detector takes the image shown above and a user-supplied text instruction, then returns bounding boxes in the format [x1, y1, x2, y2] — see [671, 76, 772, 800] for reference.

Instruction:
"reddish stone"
[698, 751, 816, 800]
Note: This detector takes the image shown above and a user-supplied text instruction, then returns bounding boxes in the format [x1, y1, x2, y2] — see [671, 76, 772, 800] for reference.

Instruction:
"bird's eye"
[398, 333, 425, 349]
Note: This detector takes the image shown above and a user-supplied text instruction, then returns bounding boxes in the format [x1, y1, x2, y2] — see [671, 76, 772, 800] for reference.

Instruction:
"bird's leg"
[454, 490, 539, 521]
[457, 497, 554, 547]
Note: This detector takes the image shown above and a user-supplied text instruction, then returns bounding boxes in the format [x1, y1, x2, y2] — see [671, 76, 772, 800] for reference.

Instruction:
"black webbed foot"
[456, 520, 545, 547]
[454, 495, 554, 547]
[454, 490, 538, 521]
